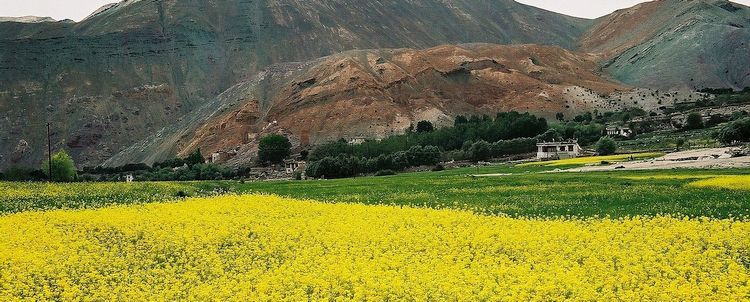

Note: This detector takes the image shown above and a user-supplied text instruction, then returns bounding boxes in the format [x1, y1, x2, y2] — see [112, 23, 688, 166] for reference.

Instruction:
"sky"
[1, 0, 750, 21]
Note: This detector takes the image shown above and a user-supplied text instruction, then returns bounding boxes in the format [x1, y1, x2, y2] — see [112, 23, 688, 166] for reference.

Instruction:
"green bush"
[596, 137, 617, 155]
[416, 120, 434, 133]
[41, 149, 77, 182]
[715, 118, 750, 144]
[685, 113, 704, 130]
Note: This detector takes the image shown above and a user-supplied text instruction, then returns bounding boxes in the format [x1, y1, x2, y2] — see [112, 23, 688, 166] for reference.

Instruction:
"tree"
[595, 137, 617, 155]
[675, 137, 686, 151]
[258, 134, 292, 165]
[470, 140, 492, 162]
[184, 149, 205, 166]
[685, 113, 704, 130]
[41, 149, 77, 182]
[715, 118, 750, 144]
[416, 120, 435, 133]
[454, 115, 468, 125]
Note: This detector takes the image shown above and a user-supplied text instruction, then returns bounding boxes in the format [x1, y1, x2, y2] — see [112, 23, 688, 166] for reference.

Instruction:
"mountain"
[580, 0, 750, 90]
[1, 0, 747, 169]
[104, 43, 707, 167]
[0, 0, 591, 169]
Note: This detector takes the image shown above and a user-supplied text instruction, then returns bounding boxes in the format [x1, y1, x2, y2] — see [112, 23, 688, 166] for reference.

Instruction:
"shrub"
[685, 113, 704, 130]
[431, 164, 445, 172]
[416, 121, 434, 133]
[596, 137, 617, 155]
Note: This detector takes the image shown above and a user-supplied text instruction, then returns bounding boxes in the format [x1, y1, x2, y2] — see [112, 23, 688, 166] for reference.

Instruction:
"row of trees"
[306, 145, 441, 179]
[304, 112, 550, 179]
[310, 112, 548, 161]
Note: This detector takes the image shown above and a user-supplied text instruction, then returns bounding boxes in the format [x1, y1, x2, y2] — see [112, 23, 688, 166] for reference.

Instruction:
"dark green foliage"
[184, 149, 205, 167]
[470, 140, 492, 162]
[2, 167, 46, 182]
[715, 118, 750, 144]
[552, 122, 605, 145]
[432, 164, 445, 172]
[705, 114, 728, 127]
[538, 129, 562, 142]
[676, 138, 686, 151]
[416, 120, 435, 133]
[454, 115, 468, 125]
[731, 111, 748, 121]
[596, 137, 617, 155]
[310, 111, 547, 161]
[305, 112, 549, 178]
[41, 150, 77, 182]
[685, 113, 704, 130]
[306, 145, 442, 179]
[258, 134, 292, 165]
[491, 138, 537, 157]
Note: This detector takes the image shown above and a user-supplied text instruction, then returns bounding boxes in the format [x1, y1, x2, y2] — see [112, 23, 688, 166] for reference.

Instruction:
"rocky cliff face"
[580, 0, 750, 90]
[0, 0, 591, 169]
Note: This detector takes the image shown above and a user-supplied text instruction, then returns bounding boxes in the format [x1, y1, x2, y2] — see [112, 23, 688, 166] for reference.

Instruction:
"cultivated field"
[1, 164, 749, 300]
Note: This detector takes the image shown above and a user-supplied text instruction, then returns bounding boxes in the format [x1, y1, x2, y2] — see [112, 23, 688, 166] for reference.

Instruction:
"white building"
[537, 140, 581, 160]
[606, 126, 632, 138]
[284, 159, 306, 174]
[348, 137, 367, 145]
[125, 174, 134, 183]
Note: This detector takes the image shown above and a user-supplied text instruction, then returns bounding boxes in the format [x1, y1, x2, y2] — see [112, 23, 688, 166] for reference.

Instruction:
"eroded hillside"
[106, 44, 705, 167]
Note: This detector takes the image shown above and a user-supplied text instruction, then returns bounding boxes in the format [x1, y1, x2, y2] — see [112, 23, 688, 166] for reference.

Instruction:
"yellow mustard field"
[689, 175, 750, 191]
[518, 152, 664, 167]
[1, 195, 749, 301]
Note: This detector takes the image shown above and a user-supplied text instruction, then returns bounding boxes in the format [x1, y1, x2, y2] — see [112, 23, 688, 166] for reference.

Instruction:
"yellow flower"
[0, 195, 748, 300]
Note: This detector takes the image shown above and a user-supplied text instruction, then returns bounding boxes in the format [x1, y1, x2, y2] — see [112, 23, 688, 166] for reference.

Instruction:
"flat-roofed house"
[606, 126, 632, 138]
[537, 140, 581, 160]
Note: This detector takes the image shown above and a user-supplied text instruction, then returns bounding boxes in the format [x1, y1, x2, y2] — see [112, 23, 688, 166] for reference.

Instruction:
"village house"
[606, 126, 633, 138]
[348, 137, 367, 145]
[536, 140, 581, 160]
[284, 159, 306, 174]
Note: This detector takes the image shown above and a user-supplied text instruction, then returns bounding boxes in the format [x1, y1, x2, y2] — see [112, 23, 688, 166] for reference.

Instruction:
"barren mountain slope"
[580, 0, 750, 90]
[106, 43, 635, 166]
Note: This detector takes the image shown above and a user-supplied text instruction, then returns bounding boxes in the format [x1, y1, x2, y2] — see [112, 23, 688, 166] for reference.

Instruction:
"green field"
[3, 164, 749, 219]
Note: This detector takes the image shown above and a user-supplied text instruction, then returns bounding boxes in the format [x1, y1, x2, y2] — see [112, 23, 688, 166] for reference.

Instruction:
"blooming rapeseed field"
[0, 181, 223, 213]
[518, 152, 664, 167]
[688, 175, 750, 191]
[1, 195, 748, 301]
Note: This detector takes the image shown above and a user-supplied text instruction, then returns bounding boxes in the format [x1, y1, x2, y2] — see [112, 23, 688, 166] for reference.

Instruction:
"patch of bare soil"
[563, 147, 750, 172]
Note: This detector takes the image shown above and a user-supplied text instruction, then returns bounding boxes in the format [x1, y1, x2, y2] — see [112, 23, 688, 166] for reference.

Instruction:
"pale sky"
[0, 0, 749, 21]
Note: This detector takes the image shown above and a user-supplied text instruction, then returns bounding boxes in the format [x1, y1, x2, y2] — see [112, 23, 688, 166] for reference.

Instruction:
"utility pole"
[47, 122, 52, 182]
